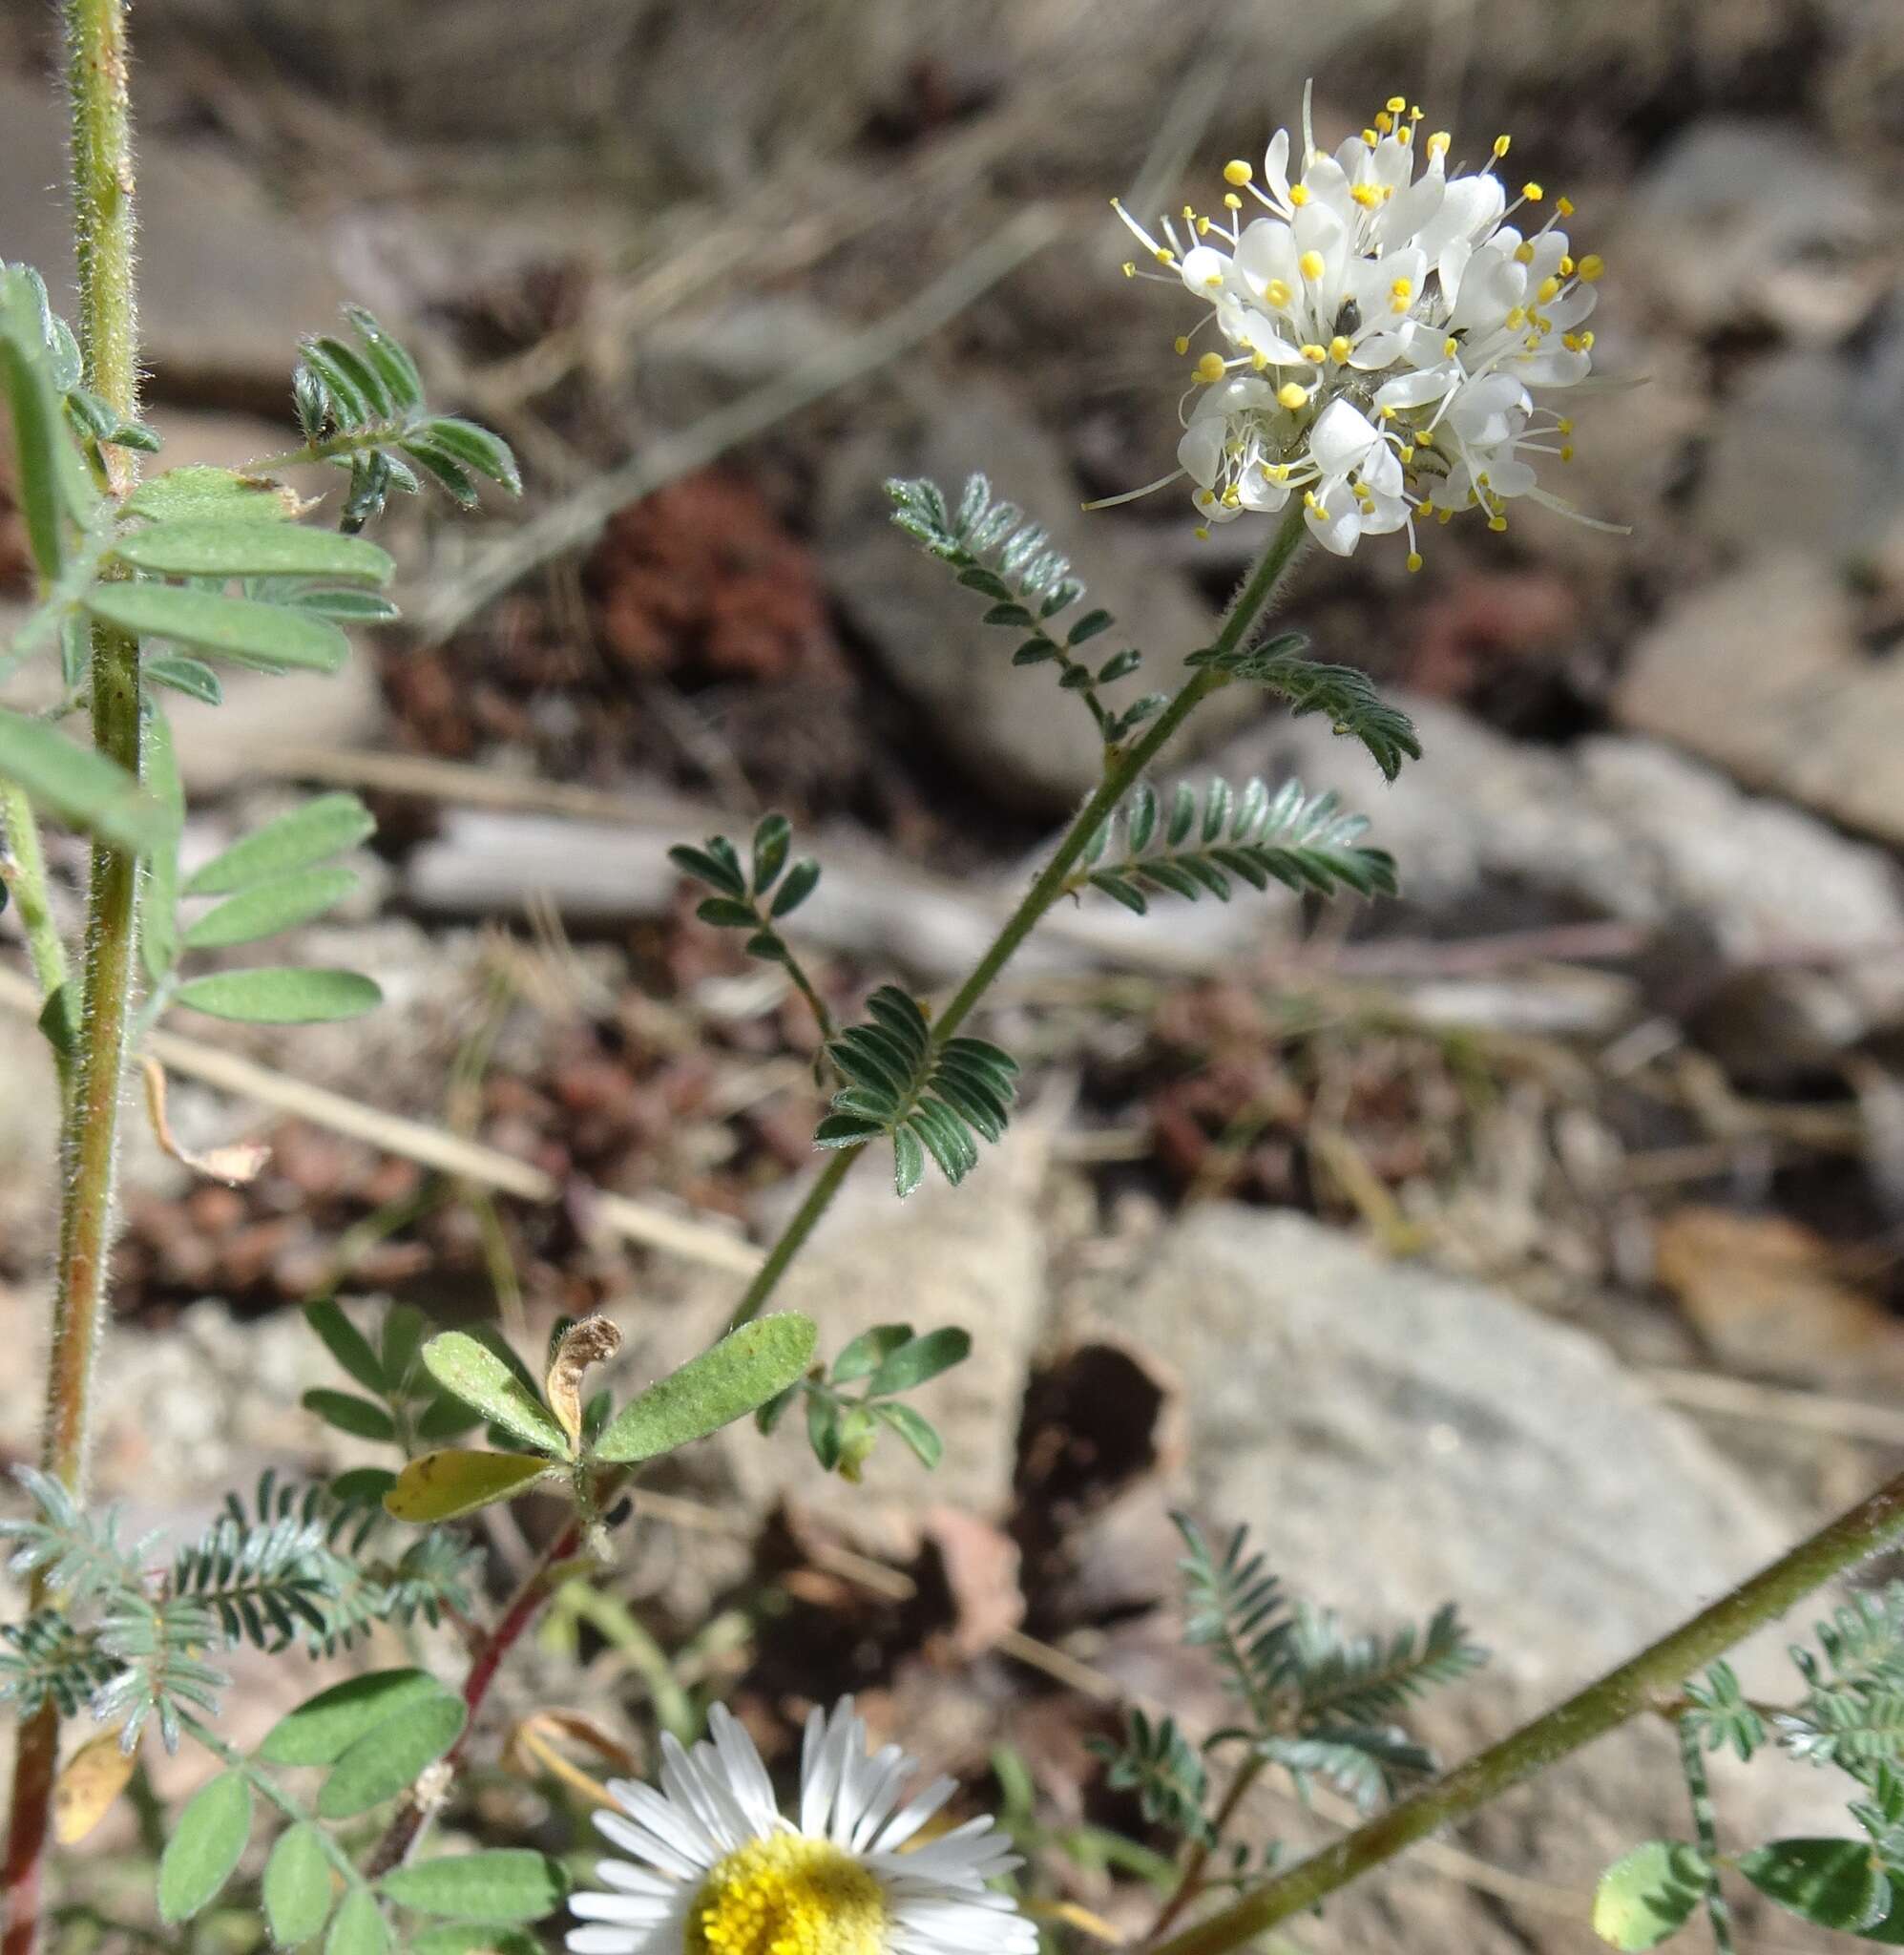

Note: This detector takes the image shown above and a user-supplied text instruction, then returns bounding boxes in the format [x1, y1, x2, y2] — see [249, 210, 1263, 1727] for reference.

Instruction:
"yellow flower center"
[688, 1836, 889, 1955]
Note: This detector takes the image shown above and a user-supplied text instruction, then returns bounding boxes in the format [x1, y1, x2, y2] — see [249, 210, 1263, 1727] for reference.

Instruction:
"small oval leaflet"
[378, 1848, 568, 1922]
[83, 583, 352, 674]
[1737, 1839, 1892, 1935]
[261, 1669, 453, 1768]
[157, 1770, 254, 1923]
[385, 1449, 554, 1524]
[594, 1312, 818, 1464]
[173, 967, 382, 1025]
[1591, 1840, 1710, 1949]
[0, 705, 165, 854]
[317, 1691, 468, 1819]
[112, 517, 393, 584]
[420, 1332, 569, 1455]
[324, 1885, 392, 1955]
[183, 867, 358, 952]
[186, 793, 375, 896]
[263, 1821, 336, 1949]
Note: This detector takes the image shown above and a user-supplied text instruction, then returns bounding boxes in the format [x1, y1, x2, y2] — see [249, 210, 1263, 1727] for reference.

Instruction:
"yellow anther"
[1378, 404, 1397, 420]
[1374, 111, 1393, 135]
[1224, 192, 1243, 210]
[1444, 335, 1459, 356]
[1264, 278, 1292, 307]
[1559, 253, 1576, 276]
[1536, 275, 1560, 304]
[1182, 205, 1197, 221]
[1251, 350, 1268, 369]
[689, 1835, 888, 1955]
[1397, 444, 1414, 463]
[1289, 184, 1310, 207]
[1275, 382, 1308, 410]
[1416, 428, 1433, 447]
[1194, 525, 1210, 540]
[1299, 251, 1326, 283]
[1222, 486, 1241, 506]
[1559, 444, 1575, 462]
[1195, 351, 1228, 383]
[1521, 181, 1543, 200]
[1303, 490, 1320, 510]
[1154, 247, 1175, 264]
[1557, 195, 1576, 216]
[1351, 184, 1383, 208]
[1428, 131, 1451, 157]
[1387, 95, 1407, 113]
[1391, 293, 1411, 313]
[1301, 343, 1328, 363]
[1196, 216, 1212, 235]
[1577, 253, 1604, 282]
[1270, 464, 1289, 481]
[1579, 329, 1595, 348]
[1557, 418, 1573, 434]
[1492, 134, 1512, 158]
[1329, 334, 1352, 363]
[1223, 158, 1253, 186]
[1505, 305, 1527, 328]
[1362, 128, 1379, 147]
[1562, 332, 1580, 351]
[1436, 506, 1453, 523]
[1397, 124, 1414, 144]
[1391, 277, 1414, 299]
[1197, 489, 1216, 506]
[1488, 515, 1509, 531]
[1173, 335, 1190, 355]
[1121, 262, 1136, 278]
[1406, 551, 1424, 572]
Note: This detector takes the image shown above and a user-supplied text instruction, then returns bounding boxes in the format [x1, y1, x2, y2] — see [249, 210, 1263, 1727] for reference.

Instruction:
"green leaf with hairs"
[384, 1449, 554, 1524]
[379, 1850, 567, 1922]
[173, 967, 381, 1024]
[185, 792, 374, 895]
[595, 1314, 818, 1463]
[1592, 1842, 1710, 1949]
[0, 706, 166, 853]
[419, 1333, 568, 1455]
[113, 520, 392, 584]
[157, 1772, 253, 1923]
[83, 584, 350, 673]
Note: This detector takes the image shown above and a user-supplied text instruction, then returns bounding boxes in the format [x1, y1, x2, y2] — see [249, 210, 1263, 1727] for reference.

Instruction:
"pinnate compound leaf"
[303, 1299, 386, 1393]
[84, 584, 350, 673]
[384, 1450, 554, 1524]
[420, 1334, 568, 1454]
[173, 968, 381, 1024]
[324, 1887, 392, 1955]
[595, 1314, 818, 1463]
[1737, 1839, 1891, 1935]
[865, 1327, 970, 1397]
[263, 1822, 336, 1949]
[317, 1691, 467, 1818]
[184, 867, 357, 950]
[157, 1771, 253, 1923]
[261, 1671, 453, 1767]
[0, 707, 166, 853]
[112, 521, 392, 584]
[378, 1849, 567, 1922]
[1591, 1842, 1711, 1949]
[186, 792, 374, 895]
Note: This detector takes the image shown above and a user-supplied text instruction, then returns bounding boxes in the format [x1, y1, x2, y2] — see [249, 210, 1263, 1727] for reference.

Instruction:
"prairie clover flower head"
[568, 1700, 1037, 1955]
[1107, 83, 1613, 562]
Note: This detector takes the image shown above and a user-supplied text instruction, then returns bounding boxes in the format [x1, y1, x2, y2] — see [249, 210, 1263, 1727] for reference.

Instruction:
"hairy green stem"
[1145, 1466, 1904, 1955]
[1677, 1714, 1735, 1955]
[4, 6, 141, 1951]
[727, 502, 1309, 1330]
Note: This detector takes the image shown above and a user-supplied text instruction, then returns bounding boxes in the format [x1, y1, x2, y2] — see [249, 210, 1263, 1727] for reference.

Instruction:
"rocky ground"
[5, 2, 1904, 1950]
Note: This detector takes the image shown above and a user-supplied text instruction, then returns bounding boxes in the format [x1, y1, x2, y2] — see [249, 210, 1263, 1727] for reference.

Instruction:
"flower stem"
[3, 5, 141, 1950]
[726, 501, 1310, 1331]
[1144, 1465, 1904, 1955]
[1149, 1755, 1269, 1941]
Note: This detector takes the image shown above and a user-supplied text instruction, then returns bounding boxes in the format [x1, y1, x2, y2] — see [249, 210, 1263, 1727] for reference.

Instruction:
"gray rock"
[1235, 687, 1904, 1039]
[1615, 554, 1904, 856]
[1620, 120, 1880, 346]
[0, 78, 345, 396]
[815, 382, 1236, 811]
[1092, 1207, 1845, 1950]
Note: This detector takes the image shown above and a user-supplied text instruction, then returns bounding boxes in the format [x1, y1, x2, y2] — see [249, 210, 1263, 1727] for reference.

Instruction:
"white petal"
[1178, 420, 1224, 487]
[1263, 128, 1291, 206]
[1179, 244, 1230, 296]
[569, 1929, 645, 1955]
[1239, 470, 1291, 512]
[871, 1774, 956, 1852]
[1373, 365, 1456, 410]
[1308, 398, 1379, 474]
[1305, 499, 1364, 555]
[707, 1706, 779, 1837]
[574, 1894, 678, 1926]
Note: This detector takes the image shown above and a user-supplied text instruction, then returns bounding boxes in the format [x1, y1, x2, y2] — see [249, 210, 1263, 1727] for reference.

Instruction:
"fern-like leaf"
[1287, 1601, 1486, 1728]
[1072, 775, 1396, 915]
[0, 1466, 151, 1605]
[1187, 632, 1421, 782]
[1258, 1726, 1437, 1814]
[1176, 1516, 1291, 1724]
[1093, 1709, 1214, 1844]
[1683, 1661, 1768, 1762]
[815, 985, 1019, 1198]
[887, 474, 1164, 746]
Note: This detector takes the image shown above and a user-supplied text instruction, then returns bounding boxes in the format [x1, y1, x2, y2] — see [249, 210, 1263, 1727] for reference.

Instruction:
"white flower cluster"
[1109, 87, 1609, 562]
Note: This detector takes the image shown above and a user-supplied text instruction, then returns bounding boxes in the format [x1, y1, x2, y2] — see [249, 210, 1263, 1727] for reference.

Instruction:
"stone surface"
[1614, 554, 1904, 851]
[0, 78, 345, 396]
[1091, 1207, 1844, 1951]
[815, 382, 1238, 811]
[1227, 688, 1904, 1040]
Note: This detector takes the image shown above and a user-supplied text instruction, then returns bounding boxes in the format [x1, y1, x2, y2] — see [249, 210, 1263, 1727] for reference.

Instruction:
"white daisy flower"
[568, 1700, 1038, 1955]
[1103, 81, 1615, 564]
